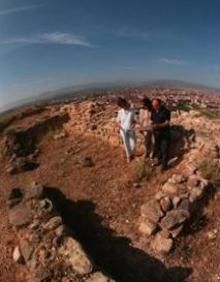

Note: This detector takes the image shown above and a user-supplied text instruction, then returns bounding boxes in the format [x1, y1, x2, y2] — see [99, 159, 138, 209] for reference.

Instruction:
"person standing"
[151, 98, 171, 171]
[138, 97, 153, 159]
[116, 97, 136, 162]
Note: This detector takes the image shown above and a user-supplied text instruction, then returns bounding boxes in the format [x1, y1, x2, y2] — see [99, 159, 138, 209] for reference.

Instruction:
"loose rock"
[140, 200, 163, 223]
[160, 197, 172, 212]
[9, 203, 33, 227]
[43, 216, 62, 230]
[139, 220, 157, 236]
[160, 209, 190, 230]
[162, 182, 178, 195]
[20, 239, 34, 262]
[151, 233, 173, 255]
[60, 237, 93, 275]
[13, 246, 23, 263]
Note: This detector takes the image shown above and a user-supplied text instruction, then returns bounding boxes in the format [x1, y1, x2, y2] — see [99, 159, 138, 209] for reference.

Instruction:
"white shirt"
[139, 109, 151, 128]
[117, 108, 135, 132]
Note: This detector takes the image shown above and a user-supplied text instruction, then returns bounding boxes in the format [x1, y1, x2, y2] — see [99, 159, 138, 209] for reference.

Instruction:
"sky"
[1, 0, 220, 107]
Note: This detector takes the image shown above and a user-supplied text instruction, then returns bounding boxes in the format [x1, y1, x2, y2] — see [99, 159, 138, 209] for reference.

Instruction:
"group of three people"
[116, 96, 171, 171]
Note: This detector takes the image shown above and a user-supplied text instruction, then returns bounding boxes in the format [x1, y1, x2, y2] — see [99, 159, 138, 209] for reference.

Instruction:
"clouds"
[159, 57, 186, 65]
[0, 4, 43, 16]
[0, 32, 94, 47]
[41, 33, 93, 47]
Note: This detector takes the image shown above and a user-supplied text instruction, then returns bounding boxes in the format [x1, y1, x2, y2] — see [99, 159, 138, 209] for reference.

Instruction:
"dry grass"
[199, 109, 220, 120]
[133, 157, 152, 182]
[198, 159, 220, 183]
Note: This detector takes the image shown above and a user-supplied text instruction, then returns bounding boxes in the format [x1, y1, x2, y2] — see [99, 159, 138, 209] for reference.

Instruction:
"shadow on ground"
[182, 183, 216, 236]
[44, 187, 192, 282]
[168, 125, 196, 168]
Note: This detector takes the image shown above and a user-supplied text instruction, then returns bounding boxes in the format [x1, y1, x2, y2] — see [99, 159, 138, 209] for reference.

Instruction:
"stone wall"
[139, 173, 210, 255]
[8, 182, 114, 282]
[0, 106, 47, 133]
[3, 112, 69, 175]
[63, 101, 121, 147]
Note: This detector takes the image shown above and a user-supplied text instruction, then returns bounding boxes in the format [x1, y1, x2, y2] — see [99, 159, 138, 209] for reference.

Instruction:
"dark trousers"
[153, 130, 170, 169]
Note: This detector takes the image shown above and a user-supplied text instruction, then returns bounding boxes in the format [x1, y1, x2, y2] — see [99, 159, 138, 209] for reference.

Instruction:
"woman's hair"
[141, 97, 152, 111]
[117, 97, 129, 108]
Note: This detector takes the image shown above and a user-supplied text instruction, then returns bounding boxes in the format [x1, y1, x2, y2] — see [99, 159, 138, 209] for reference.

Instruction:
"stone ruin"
[62, 101, 120, 147]
[139, 173, 210, 255]
[3, 111, 69, 175]
[8, 182, 114, 282]
[3, 128, 40, 175]
[137, 110, 220, 255]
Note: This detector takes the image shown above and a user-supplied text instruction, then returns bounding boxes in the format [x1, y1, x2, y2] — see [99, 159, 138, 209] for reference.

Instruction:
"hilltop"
[0, 86, 220, 282]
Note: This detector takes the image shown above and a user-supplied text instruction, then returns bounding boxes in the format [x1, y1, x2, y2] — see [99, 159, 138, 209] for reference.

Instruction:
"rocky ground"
[0, 91, 220, 282]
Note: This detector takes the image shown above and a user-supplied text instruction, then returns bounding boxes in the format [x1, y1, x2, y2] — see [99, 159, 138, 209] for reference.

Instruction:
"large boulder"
[9, 203, 33, 227]
[162, 182, 178, 195]
[160, 209, 190, 230]
[140, 200, 163, 223]
[139, 219, 157, 236]
[151, 233, 173, 255]
[60, 237, 93, 275]
[160, 196, 173, 213]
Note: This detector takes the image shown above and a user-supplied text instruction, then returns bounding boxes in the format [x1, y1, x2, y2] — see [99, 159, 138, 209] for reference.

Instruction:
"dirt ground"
[0, 107, 220, 282]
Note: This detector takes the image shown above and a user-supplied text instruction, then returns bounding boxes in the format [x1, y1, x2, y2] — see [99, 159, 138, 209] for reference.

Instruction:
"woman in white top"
[138, 97, 153, 159]
[116, 97, 136, 162]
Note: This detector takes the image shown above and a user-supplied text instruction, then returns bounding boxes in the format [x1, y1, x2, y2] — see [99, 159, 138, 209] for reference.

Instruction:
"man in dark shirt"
[151, 98, 171, 171]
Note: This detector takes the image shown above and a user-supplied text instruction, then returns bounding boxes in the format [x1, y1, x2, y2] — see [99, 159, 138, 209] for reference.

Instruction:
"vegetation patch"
[171, 103, 192, 112]
[199, 109, 220, 120]
[198, 159, 220, 183]
[133, 158, 152, 182]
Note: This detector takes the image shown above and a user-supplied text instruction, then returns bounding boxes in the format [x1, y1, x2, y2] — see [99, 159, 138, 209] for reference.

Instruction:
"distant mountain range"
[1, 79, 220, 115]
[39, 79, 220, 99]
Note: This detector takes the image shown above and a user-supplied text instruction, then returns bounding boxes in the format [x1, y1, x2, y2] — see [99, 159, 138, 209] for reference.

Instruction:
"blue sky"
[1, 0, 220, 107]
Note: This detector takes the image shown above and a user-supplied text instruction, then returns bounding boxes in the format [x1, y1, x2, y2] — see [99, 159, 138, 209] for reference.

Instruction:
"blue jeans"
[120, 129, 136, 159]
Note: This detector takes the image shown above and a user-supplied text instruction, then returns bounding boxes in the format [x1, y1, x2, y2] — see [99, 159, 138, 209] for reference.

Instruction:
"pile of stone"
[4, 128, 39, 175]
[3, 111, 70, 175]
[8, 182, 114, 282]
[139, 173, 209, 255]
